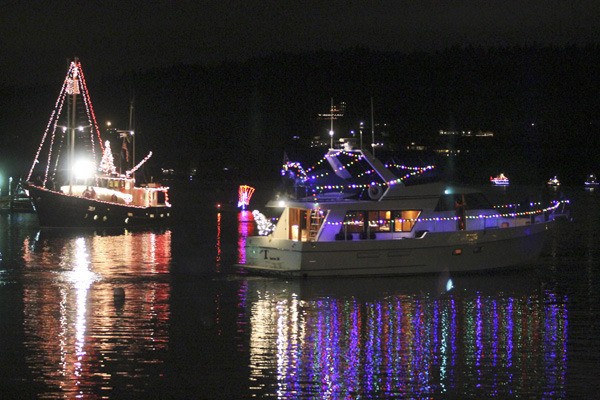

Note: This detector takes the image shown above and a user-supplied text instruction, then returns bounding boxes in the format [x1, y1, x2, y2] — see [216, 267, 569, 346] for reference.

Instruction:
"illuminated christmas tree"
[99, 140, 117, 175]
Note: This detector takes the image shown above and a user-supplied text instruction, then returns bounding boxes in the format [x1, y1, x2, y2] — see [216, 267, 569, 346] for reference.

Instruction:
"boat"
[584, 174, 599, 188]
[238, 147, 564, 277]
[547, 176, 561, 187]
[24, 59, 171, 228]
[0, 180, 35, 214]
[490, 173, 509, 186]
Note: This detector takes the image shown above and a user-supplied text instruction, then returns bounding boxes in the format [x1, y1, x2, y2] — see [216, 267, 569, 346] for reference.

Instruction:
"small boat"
[584, 174, 599, 187]
[490, 173, 509, 186]
[237, 147, 563, 277]
[547, 176, 561, 187]
[0, 180, 35, 214]
[24, 59, 171, 228]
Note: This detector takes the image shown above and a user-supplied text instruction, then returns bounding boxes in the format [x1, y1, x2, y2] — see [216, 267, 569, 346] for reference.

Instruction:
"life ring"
[368, 184, 383, 200]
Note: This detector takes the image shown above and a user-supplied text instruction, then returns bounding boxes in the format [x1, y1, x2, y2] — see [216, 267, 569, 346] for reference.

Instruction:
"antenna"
[128, 95, 135, 167]
[329, 98, 334, 149]
[370, 97, 375, 157]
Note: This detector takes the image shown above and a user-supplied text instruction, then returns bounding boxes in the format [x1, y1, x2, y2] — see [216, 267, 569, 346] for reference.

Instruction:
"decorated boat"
[547, 176, 561, 187]
[24, 59, 171, 228]
[490, 173, 509, 186]
[238, 147, 565, 277]
[584, 174, 598, 188]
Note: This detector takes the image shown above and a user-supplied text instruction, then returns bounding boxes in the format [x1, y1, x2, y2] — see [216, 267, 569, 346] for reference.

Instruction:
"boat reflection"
[237, 210, 255, 264]
[242, 274, 567, 398]
[215, 211, 222, 272]
[20, 228, 172, 397]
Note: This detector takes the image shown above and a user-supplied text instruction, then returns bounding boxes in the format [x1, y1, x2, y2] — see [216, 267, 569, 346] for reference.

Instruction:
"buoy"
[113, 287, 125, 299]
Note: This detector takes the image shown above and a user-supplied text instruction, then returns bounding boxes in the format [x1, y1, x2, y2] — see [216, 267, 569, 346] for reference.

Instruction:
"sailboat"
[24, 59, 171, 228]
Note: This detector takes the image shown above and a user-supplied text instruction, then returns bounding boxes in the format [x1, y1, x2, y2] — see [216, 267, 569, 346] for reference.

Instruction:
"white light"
[252, 210, 276, 235]
[329, 130, 334, 137]
[278, 200, 286, 207]
[73, 159, 96, 180]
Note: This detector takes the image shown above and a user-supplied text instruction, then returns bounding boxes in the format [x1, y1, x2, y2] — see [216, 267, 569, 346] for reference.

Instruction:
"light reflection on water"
[241, 276, 568, 399]
[1, 185, 599, 398]
[236, 210, 255, 264]
[9, 223, 172, 398]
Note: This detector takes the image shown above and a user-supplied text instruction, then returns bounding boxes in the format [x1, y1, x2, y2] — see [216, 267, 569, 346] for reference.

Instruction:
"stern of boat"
[243, 236, 303, 273]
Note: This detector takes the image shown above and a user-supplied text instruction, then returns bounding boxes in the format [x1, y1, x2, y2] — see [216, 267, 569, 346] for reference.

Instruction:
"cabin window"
[288, 208, 302, 241]
[288, 208, 320, 241]
[464, 193, 493, 209]
[435, 193, 493, 211]
[156, 191, 166, 204]
[435, 194, 460, 211]
[343, 210, 421, 234]
[368, 210, 392, 232]
[393, 210, 421, 232]
[342, 211, 366, 233]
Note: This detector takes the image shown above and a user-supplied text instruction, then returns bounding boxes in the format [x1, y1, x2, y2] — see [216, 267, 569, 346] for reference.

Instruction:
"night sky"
[1, 1, 600, 184]
[1, 1, 599, 85]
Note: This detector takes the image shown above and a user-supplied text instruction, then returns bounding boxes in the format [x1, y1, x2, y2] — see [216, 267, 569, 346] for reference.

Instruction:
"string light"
[77, 61, 103, 152]
[253, 210, 276, 235]
[324, 200, 569, 225]
[283, 149, 435, 195]
[238, 185, 255, 209]
[281, 162, 307, 179]
[27, 60, 104, 184]
[27, 65, 71, 182]
[126, 151, 153, 176]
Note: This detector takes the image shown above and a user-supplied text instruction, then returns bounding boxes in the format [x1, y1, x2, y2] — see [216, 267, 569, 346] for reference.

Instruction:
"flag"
[122, 139, 129, 162]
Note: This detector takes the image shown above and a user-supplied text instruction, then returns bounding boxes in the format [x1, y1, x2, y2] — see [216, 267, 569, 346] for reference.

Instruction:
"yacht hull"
[242, 222, 553, 277]
[27, 184, 171, 228]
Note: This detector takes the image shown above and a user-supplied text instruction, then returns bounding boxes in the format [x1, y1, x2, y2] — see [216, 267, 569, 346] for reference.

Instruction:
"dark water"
[1, 182, 600, 399]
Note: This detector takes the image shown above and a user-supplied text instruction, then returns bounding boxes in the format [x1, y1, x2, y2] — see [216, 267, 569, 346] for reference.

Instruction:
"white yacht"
[239, 149, 562, 277]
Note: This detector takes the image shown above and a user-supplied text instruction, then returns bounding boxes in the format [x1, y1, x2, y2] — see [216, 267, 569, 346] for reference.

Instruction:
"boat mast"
[329, 97, 334, 149]
[128, 95, 135, 167]
[68, 61, 79, 195]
